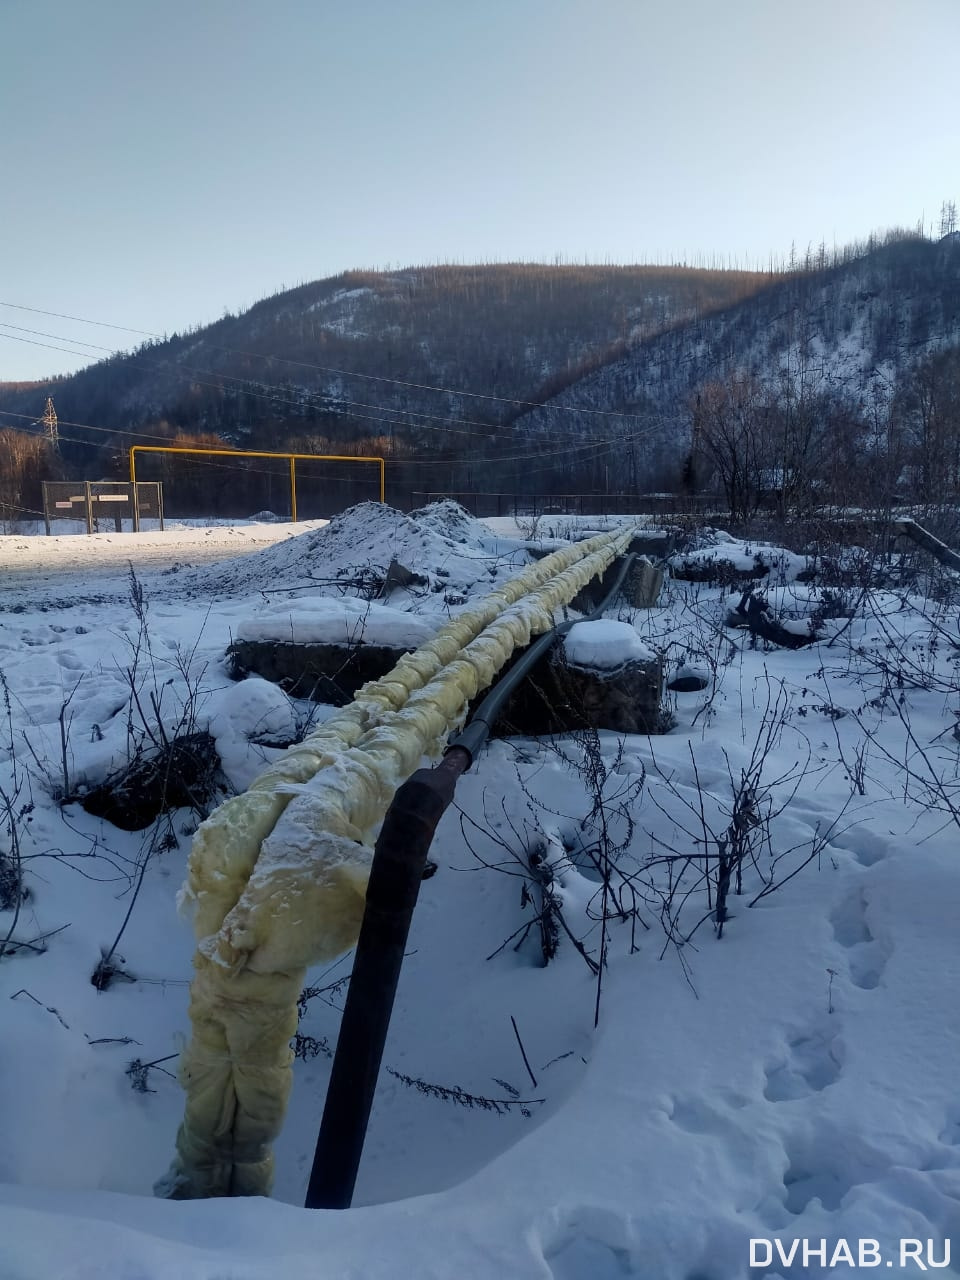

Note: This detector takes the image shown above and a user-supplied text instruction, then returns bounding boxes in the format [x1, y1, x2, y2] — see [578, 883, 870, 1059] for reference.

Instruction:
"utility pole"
[41, 397, 59, 453]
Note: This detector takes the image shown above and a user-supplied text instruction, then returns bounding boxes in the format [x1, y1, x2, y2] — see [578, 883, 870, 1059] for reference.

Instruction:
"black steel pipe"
[449, 552, 638, 765]
[304, 750, 469, 1209]
[304, 552, 637, 1208]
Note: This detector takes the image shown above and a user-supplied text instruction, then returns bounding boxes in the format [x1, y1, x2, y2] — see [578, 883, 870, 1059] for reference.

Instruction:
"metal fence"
[42, 481, 164, 534]
[407, 491, 723, 519]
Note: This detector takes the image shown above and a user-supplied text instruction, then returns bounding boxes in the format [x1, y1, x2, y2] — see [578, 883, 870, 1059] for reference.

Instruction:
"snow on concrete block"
[229, 599, 437, 702]
[555, 620, 663, 734]
[490, 622, 664, 737]
[563, 620, 656, 670]
[236, 598, 434, 648]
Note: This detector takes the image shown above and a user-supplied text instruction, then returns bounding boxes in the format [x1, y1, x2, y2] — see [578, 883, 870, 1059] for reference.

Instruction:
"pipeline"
[304, 553, 640, 1209]
[450, 551, 639, 763]
[161, 525, 639, 1199]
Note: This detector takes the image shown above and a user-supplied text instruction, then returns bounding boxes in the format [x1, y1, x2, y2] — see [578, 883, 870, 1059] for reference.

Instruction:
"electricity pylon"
[41, 397, 59, 452]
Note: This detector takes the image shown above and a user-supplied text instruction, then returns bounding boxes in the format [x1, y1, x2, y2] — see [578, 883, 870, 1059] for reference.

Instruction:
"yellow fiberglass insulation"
[163, 525, 635, 1199]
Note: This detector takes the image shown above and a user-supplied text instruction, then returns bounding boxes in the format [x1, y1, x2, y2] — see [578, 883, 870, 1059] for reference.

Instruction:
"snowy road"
[0, 521, 328, 604]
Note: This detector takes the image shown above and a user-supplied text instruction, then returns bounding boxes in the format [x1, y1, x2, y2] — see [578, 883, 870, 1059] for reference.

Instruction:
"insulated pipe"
[450, 553, 638, 764]
[166, 525, 638, 1200]
[180, 527, 636, 950]
[305, 554, 638, 1209]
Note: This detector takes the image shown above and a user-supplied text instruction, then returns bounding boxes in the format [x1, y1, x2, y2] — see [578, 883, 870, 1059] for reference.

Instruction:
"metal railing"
[408, 490, 722, 518]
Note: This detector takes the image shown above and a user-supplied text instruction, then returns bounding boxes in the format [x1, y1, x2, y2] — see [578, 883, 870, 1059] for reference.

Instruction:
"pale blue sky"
[2, 0, 958, 381]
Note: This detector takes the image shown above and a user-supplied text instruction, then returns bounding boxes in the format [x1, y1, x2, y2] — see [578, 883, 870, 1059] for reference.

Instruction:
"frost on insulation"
[563, 619, 655, 669]
[223, 524, 640, 979]
[236, 597, 436, 648]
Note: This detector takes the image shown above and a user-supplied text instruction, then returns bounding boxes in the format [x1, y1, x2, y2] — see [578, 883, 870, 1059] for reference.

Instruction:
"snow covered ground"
[1, 505, 958, 1279]
[0, 520, 330, 607]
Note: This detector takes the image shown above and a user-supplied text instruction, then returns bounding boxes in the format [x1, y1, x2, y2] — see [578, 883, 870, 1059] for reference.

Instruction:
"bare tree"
[691, 377, 774, 522]
[939, 199, 958, 239]
[0, 429, 61, 528]
[892, 350, 960, 503]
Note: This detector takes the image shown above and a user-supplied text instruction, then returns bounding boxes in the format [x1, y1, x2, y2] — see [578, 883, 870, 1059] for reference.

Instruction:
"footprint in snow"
[825, 825, 887, 867]
[779, 1124, 890, 1216]
[937, 1113, 960, 1149]
[667, 1089, 749, 1135]
[763, 1026, 843, 1101]
[55, 650, 85, 671]
[830, 888, 890, 990]
[541, 1207, 637, 1280]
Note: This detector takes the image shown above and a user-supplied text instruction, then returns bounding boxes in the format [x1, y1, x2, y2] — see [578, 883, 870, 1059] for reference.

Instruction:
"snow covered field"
[0, 520, 329, 606]
[0, 505, 958, 1279]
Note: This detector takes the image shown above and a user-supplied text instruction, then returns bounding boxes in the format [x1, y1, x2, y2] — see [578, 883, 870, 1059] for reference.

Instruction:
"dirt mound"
[172, 502, 528, 603]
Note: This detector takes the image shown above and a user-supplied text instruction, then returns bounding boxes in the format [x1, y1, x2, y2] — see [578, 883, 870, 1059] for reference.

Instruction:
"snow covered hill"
[512, 235, 960, 488]
[0, 263, 765, 464]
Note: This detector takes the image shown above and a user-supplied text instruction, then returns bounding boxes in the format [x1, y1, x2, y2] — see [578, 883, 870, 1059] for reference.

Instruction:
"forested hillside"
[506, 232, 960, 509]
[0, 263, 766, 518]
[0, 264, 765, 447]
[3, 235, 960, 521]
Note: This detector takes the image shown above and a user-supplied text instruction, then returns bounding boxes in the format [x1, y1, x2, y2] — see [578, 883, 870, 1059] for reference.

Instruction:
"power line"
[0, 293, 689, 476]
[0, 321, 531, 445]
[0, 414, 377, 476]
[0, 310, 723, 453]
[0, 301, 156, 339]
[0, 405, 207, 446]
[0, 330, 672, 468]
[0, 324, 610, 451]
[0, 395, 673, 475]
[0, 295, 655, 422]
[0, 420, 383, 494]
[0, 408, 669, 508]
[0, 498, 46, 519]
